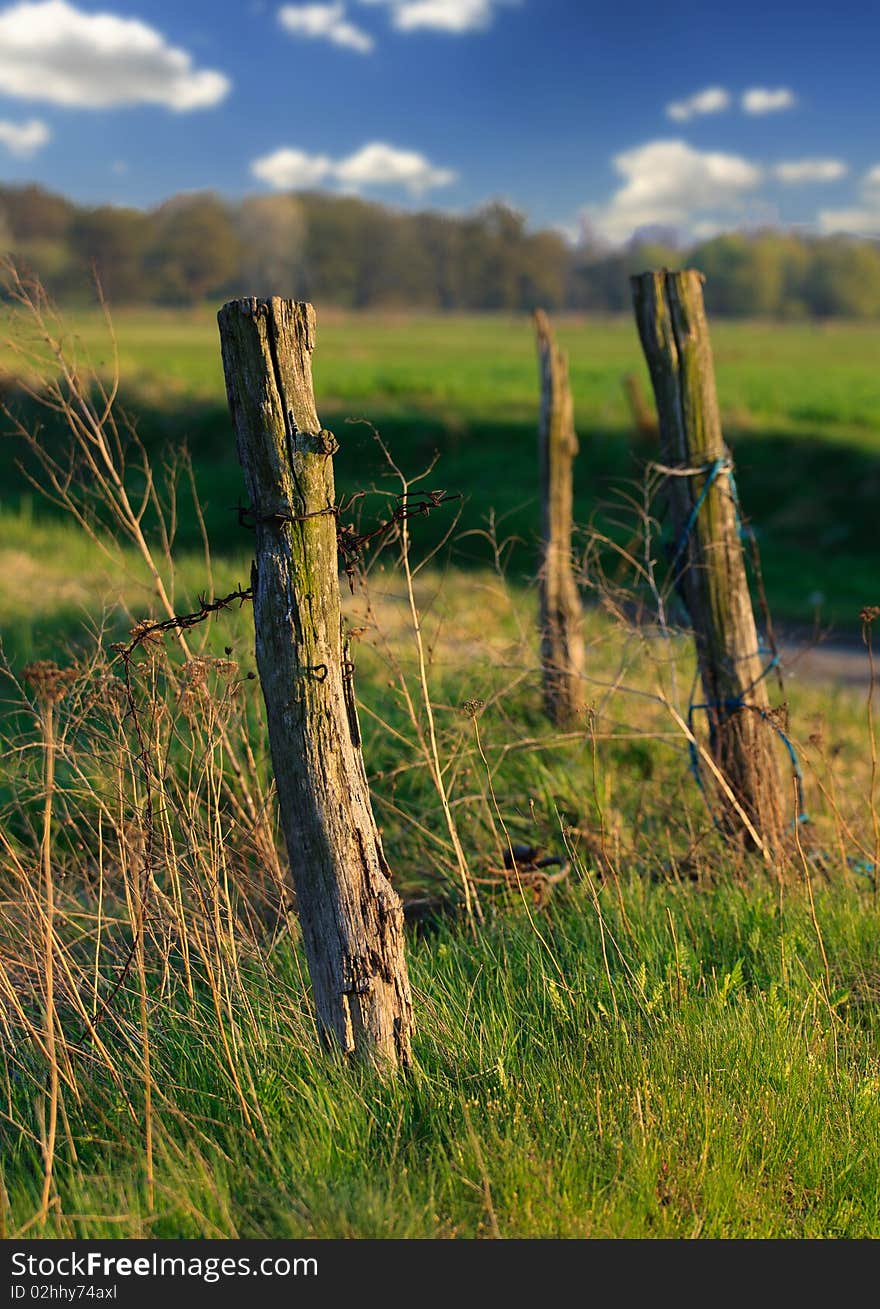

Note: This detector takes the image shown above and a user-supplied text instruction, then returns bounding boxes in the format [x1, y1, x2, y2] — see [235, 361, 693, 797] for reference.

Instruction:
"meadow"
[2, 306, 879, 660]
[0, 301, 878, 1239]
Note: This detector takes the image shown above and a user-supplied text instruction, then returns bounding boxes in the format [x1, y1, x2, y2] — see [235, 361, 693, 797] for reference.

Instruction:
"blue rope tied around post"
[686, 653, 809, 828]
[670, 455, 731, 573]
[665, 457, 808, 828]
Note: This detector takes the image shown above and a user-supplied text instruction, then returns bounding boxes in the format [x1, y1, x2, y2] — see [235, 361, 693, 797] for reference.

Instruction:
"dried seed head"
[128, 619, 166, 653]
[183, 656, 239, 689]
[23, 660, 78, 705]
[183, 658, 209, 690]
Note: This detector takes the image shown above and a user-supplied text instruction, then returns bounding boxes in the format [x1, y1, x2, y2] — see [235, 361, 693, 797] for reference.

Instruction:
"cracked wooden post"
[218, 297, 413, 1069]
[535, 309, 585, 728]
[631, 270, 786, 854]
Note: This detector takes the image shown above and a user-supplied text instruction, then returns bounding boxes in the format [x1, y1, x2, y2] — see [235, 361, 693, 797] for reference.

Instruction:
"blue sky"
[1, 0, 879, 244]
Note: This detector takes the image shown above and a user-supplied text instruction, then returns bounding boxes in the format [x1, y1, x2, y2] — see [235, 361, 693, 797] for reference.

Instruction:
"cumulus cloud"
[818, 163, 880, 235]
[817, 208, 880, 235]
[773, 158, 847, 183]
[251, 147, 335, 189]
[335, 141, 456, 189]
[0, 116, 49, 155]
[588, 139, 762, 245]
[278, 3, 373, 52]
[251, 140, 457, 194]
[665, 86, 730, 122]
[357, 0, 516, 33]
[0, 0, 230, 110]
[741, 87, 796, 115]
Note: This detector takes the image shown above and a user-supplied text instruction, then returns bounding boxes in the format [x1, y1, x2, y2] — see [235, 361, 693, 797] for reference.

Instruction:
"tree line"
[3, 181, 880, 317]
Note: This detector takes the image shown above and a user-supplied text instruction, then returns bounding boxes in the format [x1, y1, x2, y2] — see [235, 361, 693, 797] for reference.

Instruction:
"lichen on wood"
[218, 297, 413, 1069]
[631, 271, 786, 853]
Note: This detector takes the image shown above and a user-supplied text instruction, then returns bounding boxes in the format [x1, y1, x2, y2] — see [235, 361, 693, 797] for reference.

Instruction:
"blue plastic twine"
[669, 458, 808, 828]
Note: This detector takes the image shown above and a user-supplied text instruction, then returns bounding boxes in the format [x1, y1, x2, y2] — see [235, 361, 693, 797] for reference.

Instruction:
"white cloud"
[251, 140, 457, 194]
[392, 0, 496, 30]
[588, 139, 762, 245]
[818, 163, 880, 235]
[0, 0, 230, 110]
[251, 147, 334, 189]
[816, 208, 880, 236]
[334, 141, 456, 191]
[666, 86, 730, 122]
[0, 116, 49, 155]
[741, 86, 796, 115]
[773, 158, 847, 183]
[357, 0, 515, 34]
[278, 3, 373, 52]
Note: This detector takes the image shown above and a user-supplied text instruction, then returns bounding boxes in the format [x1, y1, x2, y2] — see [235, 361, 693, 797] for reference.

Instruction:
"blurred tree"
[803, 238, 880, 318]
[0, 184, 74, 241]
[693, 233, 784, 317]
[236, 194, 306, 298]
[298, 193, 365, 306]
[69, 206, 150, 302]
[462, 202, 528, 309]
[413, 211, 465, 308]
[519, 229, 569, 310]
[147, 193, 240, 304]
[3, 180, 880, 318]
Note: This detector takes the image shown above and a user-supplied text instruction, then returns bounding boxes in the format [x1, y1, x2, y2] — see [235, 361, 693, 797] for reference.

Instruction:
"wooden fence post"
[535, 309, 585, 728]
[631, 270, 786, 853]
[218, 297, 413, 1069]
[622, 371, 658, 441]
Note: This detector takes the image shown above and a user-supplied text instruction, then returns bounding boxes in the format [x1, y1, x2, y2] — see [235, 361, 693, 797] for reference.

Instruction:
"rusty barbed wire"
[112, 586, 255, 661]
[116, 486, 462, 662]
[86, 480, 460, 1031]
[238, 485, 460, 587]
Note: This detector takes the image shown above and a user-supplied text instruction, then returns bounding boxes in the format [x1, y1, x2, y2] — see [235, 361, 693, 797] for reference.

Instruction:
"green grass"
[3, 876, 879, 1238]
[2, 308, 879, 637]
[1, 306, 879, 1240]
[1, 548, 876, 1238]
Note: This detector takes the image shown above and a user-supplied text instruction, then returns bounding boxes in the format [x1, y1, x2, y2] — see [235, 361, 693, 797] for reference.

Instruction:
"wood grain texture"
[631, 270, 786, 852]
[218, 297, 413, 1068]
[535, 309, 585, 729]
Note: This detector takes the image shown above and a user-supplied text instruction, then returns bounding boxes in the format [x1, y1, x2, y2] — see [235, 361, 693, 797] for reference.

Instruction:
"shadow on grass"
[1, 383, 877, 663]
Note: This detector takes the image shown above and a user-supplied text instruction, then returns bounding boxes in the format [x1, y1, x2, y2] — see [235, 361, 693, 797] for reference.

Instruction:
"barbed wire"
[88, 481, 459, 1032]
[116, 486, 461, 662]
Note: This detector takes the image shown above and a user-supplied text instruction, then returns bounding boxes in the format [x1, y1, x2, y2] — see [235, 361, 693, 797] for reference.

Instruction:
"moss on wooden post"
[631, 270, 786, 854]
[535, 309, 585, 728]
[218, 297, 413, 1069]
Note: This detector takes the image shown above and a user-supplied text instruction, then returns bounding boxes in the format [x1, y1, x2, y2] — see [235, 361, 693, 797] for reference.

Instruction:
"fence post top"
[218, 298, 318, 346]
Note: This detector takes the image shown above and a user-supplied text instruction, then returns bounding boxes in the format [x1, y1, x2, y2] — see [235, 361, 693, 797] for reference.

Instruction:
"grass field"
[1, 303, 879, 1239]
[1, 306, 879, 661]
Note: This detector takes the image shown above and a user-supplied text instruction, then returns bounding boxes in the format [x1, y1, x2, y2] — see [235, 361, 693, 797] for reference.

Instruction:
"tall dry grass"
[0, 270, 877, 1236]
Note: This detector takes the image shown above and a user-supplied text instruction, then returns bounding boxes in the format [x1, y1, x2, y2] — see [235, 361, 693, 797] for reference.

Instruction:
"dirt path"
[778, 636, 872, 689]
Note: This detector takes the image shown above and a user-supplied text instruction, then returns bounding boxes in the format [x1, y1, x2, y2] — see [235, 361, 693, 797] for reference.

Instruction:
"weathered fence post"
[622, 371, 658, 441]
[535, 309, 585, 728]
[218, 298, 413, 1069]
[631, 270, 786, 853]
